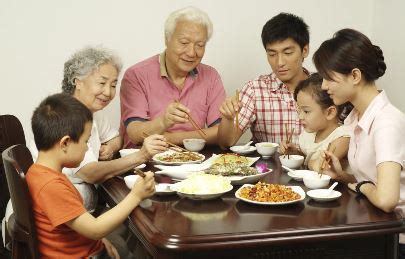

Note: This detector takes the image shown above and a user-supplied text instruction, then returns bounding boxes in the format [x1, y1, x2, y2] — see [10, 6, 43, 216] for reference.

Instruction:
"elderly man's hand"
[219, 95, 240, 120]
[161, 101, 191, 129]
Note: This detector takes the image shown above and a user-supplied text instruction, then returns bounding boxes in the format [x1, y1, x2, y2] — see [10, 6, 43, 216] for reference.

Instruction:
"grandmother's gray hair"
[164, 6, 213, 42]
[62, 46, 122, 95]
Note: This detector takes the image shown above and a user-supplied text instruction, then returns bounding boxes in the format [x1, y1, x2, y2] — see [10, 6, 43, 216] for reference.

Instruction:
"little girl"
[280, 73, 352, 172]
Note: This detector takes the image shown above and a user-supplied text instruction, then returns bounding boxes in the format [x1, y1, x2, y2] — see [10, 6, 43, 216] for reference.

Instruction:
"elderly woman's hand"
[219, 95, 240, 120]
[161, 101, 190, 129]
[99, 143, 115, 161]
[140, 134, 168, 159]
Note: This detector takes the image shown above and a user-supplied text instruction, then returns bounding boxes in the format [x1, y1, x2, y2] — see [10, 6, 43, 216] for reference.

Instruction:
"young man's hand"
[219, 95, 240, 120]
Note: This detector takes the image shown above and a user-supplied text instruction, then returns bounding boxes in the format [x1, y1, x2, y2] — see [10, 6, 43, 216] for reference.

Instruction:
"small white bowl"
[124, 175, 141, 189]
[303, 174, 331, 189]
[255, 142, 279, 158]
[279, 154, 304, 169]
[155, 183, 175, 196]
[287, 169, 318, 181]
[183, 138, 206, 152]
[307, 189, 342, 202]
[119, 148, 140, 157]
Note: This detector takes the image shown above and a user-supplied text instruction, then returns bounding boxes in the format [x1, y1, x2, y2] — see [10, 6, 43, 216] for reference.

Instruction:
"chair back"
[2, 144, 39, 259]
[0, 115, 26, 221]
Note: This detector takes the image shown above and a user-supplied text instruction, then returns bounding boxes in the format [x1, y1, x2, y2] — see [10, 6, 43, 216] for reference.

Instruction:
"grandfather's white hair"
[164, 6, 213, 41]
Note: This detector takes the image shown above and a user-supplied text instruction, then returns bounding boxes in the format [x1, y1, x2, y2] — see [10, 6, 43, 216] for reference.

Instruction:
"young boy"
[27, 93, 155, 258]
[218, 13, 310, 147]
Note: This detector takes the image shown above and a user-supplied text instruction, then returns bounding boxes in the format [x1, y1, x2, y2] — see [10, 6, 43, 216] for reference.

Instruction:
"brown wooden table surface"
[100, 145, 405, 259]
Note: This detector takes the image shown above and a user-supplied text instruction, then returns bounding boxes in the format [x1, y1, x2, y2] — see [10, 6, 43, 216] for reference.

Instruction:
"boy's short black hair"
[32, 93, 93, 151]
[261, 13, 309, 50]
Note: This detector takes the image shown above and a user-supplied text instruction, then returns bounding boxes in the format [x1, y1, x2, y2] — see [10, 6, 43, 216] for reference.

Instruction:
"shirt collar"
[269, 67, 310, 91]
[345, 90, 389, 133]
[159, 52, 198, 78]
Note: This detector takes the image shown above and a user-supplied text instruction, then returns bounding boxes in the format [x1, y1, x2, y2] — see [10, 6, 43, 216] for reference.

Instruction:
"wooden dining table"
[99, 145, 404, 259]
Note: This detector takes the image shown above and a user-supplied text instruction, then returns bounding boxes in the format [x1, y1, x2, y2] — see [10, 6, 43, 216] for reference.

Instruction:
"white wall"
[1, 0, 401, 144]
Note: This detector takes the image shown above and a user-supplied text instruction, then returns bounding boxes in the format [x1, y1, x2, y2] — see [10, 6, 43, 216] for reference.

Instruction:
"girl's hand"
[99, 143, 115, 161]
[279, 140, 295, 154]
[219, 95, 240, 120]
[322, 150, 344, 179]
[101, 238, 120, 259]
[139, 134, 168, 159]
[347, 183, 357, 192]
[130, 171, 156, 200]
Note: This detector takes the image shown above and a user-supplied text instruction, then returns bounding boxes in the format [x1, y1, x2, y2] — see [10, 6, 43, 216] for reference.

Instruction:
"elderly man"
[120, 7, 226, 147]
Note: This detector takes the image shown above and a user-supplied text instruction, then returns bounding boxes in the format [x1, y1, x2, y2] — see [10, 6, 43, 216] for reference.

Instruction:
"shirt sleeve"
[373, 118, 405, 168]
[238, 81, 256, 132]
[120, 68, 150, 125]
[38, 179, 87, 229]
[93, 112, 119, 143]
[206, 68, 226, 126]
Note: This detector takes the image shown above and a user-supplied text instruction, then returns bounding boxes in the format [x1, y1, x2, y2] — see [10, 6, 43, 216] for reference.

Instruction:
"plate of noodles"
[153, 150, 205, 165]
[235, 182, 305, 205]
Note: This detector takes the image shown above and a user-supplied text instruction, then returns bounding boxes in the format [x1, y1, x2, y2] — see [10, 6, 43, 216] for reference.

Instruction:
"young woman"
[279, 73, 352, 173]
[313, 28, 405, 253]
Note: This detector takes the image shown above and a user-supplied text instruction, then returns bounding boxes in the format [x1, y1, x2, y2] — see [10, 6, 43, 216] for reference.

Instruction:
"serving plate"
[152, 150, 205, 165]
[171, 184, 233, 200]
[225, 169, 272, 185]
[235, 184, 305, 205]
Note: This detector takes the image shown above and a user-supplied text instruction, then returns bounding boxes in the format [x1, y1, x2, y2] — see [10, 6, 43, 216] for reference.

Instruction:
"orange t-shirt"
[26, 164, 104, 258]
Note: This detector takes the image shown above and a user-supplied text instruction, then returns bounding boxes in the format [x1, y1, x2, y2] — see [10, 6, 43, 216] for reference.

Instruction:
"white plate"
[307, 189, 342, 202]
[235, 184, 306, 205]
[155, 183, 176, 196]
[287, 170, 318, 181]
[152, 150, 205, 165]
[225, 170, 272, 185]
[230, 146, 257, 155]
[171, 184, 233, 200]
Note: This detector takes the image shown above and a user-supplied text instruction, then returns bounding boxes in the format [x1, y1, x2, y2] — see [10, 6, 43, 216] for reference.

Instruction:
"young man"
[218, 13, 310, 148]
[26, 93, 155, 258]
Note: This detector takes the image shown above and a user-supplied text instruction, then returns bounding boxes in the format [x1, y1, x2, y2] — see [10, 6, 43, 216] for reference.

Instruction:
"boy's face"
[64, 121, 92, 168]
[296, 91, 328, 133]
[265, 38, 308, 84]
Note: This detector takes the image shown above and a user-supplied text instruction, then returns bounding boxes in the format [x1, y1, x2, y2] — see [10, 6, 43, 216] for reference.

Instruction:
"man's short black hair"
[32, 93, 93, 151]
[261, 13, 309, 50]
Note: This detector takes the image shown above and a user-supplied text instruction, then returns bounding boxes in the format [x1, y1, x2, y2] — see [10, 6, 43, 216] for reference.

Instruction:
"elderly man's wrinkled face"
[165, 20, 207, 76]
[73, 63, 118, 113]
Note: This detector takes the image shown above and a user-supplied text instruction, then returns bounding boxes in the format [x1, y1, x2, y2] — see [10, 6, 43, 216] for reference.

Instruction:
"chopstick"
[134, 168, 146, 178]
[142, 132, 189, 153]
[284, 124, 295, 159]
[320, 144, 337, 175]
[174, 100, 207, 139]
[235, 89, 240, 130]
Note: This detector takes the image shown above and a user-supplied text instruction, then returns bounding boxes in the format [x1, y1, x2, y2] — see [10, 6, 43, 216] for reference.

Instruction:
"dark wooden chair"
[0, 115, 26, 254]
[2, 144, 39, 259]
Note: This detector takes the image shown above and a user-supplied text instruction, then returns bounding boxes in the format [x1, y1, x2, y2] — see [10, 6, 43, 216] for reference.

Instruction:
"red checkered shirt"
[238, 69, 309, 144]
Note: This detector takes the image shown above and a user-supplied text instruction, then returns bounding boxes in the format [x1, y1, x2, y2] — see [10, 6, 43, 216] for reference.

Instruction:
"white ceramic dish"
[230, 145, 257, 155]
[307, 189, 342, 202]
[225, 170, 272, 185]
[287, 170, 318, 181]
[155, 183, 176, 196]
[303, 174, 331, 189]
[119, 148, 140, 157]
[152, 150, 205, 165]
[183, 138, 206, 152]
[255, 142, 279, 158]
[235, 184, 305, 205]
[123, 175, 141, 189]
[171, 184, 233, 200]
[279, 155, 304, 169]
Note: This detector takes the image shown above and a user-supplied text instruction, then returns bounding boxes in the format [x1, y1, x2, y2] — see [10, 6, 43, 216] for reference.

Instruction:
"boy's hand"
[139, 134, 168, 159]
[219, 96, 240, 120]
[101, 238, 120, 259]
[99, 143, 115, 161]
[322, 150, 343, 179]
[130, 171, 156, 200]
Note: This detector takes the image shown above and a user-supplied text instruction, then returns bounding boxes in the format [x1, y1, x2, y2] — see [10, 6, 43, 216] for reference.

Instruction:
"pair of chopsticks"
[174, 100, 207, 139]
[284, 124, 295, 159]
[117, 168, 146, 180]
[319, 143, 337, 176]
[142, 131, 189, 153]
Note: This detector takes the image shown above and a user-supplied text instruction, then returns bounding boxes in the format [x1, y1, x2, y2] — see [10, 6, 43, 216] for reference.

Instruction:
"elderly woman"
[58, 46, 168, 211]
[120, 6, 226, 147]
